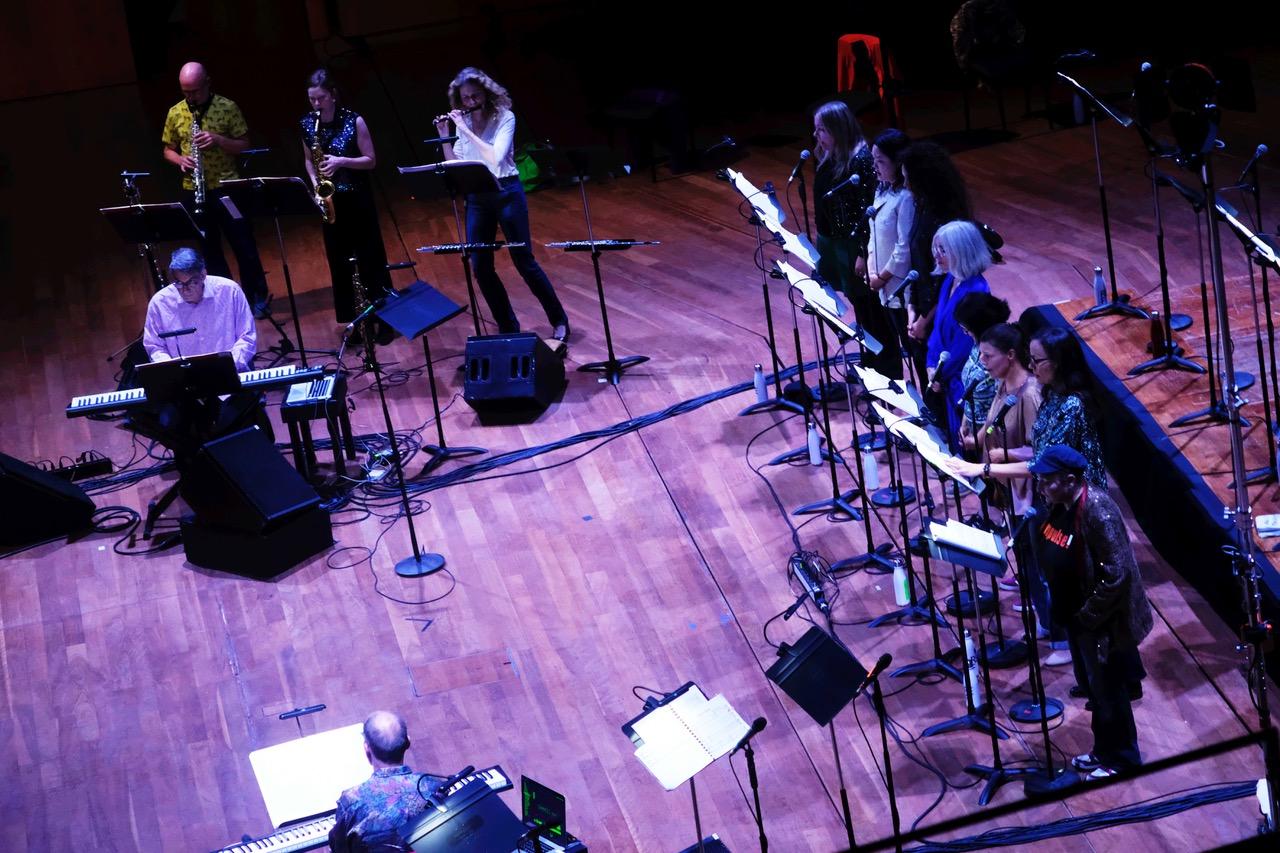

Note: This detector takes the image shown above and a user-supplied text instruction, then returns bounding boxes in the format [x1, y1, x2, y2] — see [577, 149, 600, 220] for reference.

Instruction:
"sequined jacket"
[1073, 487, 1154, 655]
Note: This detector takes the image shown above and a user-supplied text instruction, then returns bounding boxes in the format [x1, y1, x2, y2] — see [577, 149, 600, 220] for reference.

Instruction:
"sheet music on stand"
[724, 168, 820, 269]
[854, 364, 922, 419]
[627, 684, 750, 791]
[931, 517, 1003, 562]
[774, 260, 881, 353]
[248, 723, 370, 828]
[872, 401, 985, 496]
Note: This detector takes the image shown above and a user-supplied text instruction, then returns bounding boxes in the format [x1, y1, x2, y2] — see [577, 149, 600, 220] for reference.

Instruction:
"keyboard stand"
[143, 479, 181, 541]
[282, 374, 355, 481]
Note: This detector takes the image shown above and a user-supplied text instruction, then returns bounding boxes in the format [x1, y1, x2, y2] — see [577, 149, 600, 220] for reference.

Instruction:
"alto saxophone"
[311, 112, 336, 224]
[190, 113, 206, 214]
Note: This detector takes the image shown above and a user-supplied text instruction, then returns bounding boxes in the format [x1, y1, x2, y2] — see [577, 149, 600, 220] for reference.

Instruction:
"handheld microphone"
[788, 149, 811, 185]
[731, 717, 768, 754]
[1008, 506, 1039, 542]
[985, 393, 1019, 435]
[865, 204, 878, 220]
[927, 350, 951, 385]
[158, 327, 196, 339]
[823, 171, 861, 199]
[1238, 143, 1269, 185]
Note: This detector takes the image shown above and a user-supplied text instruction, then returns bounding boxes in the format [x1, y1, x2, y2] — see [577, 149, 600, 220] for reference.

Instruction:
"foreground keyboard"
[67, 364, 326, 418]
[210, 765, 513, 853]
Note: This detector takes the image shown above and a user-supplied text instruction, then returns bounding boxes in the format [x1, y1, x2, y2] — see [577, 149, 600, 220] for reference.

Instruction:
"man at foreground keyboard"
[330, 711, 445, 853]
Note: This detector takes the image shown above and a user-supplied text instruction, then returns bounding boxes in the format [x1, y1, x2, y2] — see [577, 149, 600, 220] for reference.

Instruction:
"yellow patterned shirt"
[161, 94, 248, 190]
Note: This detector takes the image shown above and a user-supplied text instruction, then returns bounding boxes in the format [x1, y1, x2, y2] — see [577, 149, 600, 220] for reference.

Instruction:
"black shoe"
[553, 322, 570, 343]
[1069, 685, 1089, 700]
[1128, 683, 1143, 701]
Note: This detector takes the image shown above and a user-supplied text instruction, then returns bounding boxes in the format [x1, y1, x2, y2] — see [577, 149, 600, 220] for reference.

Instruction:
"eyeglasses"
[1028, 353, 1046, 367]
[174, 274, 205, 290]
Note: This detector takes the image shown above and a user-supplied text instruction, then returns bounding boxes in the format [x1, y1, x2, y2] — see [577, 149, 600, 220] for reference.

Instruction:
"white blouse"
[866, 185, 915, 308]
[453, 108, 519, 180]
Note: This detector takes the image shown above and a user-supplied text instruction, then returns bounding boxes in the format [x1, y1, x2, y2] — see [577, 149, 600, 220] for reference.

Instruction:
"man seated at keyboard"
[134, 247, 266, 449]
[331, 710, 446, 853]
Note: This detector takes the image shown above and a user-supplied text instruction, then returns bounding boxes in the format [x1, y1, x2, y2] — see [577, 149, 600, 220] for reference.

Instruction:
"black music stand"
[400, 778, 527, 853]
[376, 277, 486, 475]
[101, 202, 204, 253]
[219, 177, 328, 367]
[398, 161, 501, 336]
[133, 352, 242, 538]
[530, 145, 652, 385]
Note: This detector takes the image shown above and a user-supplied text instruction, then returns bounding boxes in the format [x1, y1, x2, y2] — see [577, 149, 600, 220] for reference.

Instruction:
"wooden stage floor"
[3, 58, 1279, 852]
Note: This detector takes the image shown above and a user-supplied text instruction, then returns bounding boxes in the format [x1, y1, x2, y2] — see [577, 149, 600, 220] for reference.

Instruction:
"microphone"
[423, 134, 459, 145]
[885, 268, 917, 300]
[158, 327, 196, 339]
[427, 765, 476, 806]
[955, 375, 983, 412]
[823, 171, 861, 199]
[1008, 506, 1039, 542]
[788, 149, 811, 185]
[855, 653, 893, 696]
[790, 554, 831, 616]
[1238, 143, 1269, 185]
[985, 393, 1019, 435]
[705, 135, 736, 154]
[731, 717, 768, 754]
[342, 299, 382, 337]
[927, 350, 951, 386]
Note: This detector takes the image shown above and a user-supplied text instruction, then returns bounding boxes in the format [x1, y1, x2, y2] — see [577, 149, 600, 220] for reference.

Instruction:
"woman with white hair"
[925, 219, 992, 446]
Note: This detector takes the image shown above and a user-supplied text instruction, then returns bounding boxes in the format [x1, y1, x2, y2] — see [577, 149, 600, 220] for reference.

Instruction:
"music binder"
[926, 516, 1008, 577]
[872, 401, 986, 496]
[624, 683, 750, 791]
[724, 167, 819, 268]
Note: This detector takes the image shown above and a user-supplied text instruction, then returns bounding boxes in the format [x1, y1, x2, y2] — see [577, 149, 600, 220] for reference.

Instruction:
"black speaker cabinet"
[180, 426, 332, 577]
[0, 452, 95, 547]
[765, 625, 868, 726]
[463, 332, 565, 424]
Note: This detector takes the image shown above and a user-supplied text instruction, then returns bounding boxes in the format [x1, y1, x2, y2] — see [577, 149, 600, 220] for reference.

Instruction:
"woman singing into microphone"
[301, 68, 392, 324]
[435, 67, 569, 342]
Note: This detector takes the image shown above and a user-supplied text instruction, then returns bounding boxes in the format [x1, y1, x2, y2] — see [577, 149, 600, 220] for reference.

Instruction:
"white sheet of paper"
[856, 365, 922, 418]
[774, 260, 859, 339]
[872, 402, 985, 496]
[726, 168, 786, 224]
[631, 688, 750, 791]
[932, 517, 1002, 560]
[249, 722, 371, 828]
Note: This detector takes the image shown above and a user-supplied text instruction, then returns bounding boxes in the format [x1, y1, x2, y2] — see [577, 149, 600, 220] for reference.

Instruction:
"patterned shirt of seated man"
[330, 710, 445, 853]
[143, 247, 256, 371]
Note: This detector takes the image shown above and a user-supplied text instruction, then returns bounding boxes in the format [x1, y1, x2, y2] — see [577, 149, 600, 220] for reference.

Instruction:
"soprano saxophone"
[311, 112, 336, 224]
[190, 114, 206, 215]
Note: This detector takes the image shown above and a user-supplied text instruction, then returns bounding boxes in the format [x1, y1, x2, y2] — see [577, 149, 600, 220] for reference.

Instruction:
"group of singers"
[160, 61, 569, 339]
[813, 99, 1150, 781]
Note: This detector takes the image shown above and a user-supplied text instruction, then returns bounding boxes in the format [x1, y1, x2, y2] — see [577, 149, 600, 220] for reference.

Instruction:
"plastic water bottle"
[753, 363, 768, 403]
[807, 421, 823, 466]
[963, 629, 983, 710]
[892, 558, 910, 606]
[862, 448, 880, 490]
[1092, 266, 1107, 306]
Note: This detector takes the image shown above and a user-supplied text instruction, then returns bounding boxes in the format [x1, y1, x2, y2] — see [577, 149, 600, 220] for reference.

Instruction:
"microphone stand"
[732, 723, 769, 853]
[865, 676, 904, 852]
[1056, 72, 1149, 322]
[740, 214, 805, 417]
[832, 370, 898, 571]
[983, 420, 1027, 668]
[350, 283, 446, 579]
[1128, 144, 1204, 375]
[793, 303, 861, 520]
[767, 287, 832, 467]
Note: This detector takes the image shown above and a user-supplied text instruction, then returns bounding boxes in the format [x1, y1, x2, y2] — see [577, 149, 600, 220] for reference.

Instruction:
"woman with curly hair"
[899, 141, 973, 344]
[436, 67, 570, 342]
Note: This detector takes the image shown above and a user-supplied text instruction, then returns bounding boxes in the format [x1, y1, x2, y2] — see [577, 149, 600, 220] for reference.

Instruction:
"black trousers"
[1068, 628, 1143, 769]
[183, 189, 268, 305]
[322, 185, 392, 323]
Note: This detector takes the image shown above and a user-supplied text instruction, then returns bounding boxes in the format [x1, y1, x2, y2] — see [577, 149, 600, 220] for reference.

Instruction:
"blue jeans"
[466, 176, 567, 333]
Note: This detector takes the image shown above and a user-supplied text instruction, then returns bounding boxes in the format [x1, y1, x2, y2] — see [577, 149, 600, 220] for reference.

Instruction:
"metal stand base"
[857, 431, 888, 452]
[872, 483, 917, 508]
[1009, 696, 1065, 724]
[923, 709, 1009, 739]
[1170, 401, 1250, 429]
[579, 354, 649, 385]
[982, 638, 1029, 669]
[832, 542, 898, 573]
[395, 552, 446, 578]
[964, 763, 1039, 806]
[1129, 351, 1206, 376]
[945, 589, 995, 617]
[870, 602, 947, 629]
[792, 491, 862, 520]
[418, 444, 486, 476]
[1170, 312, 1192, 331]
[740, 395, 806, 417]
[890, 656, 963, 682]
[1075, 295, 1150, 321]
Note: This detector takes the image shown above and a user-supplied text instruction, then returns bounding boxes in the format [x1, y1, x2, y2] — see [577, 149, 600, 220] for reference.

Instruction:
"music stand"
[133, 352, 243, 538]
[376, 277, 486, 475]
[398, 161, 501, 336]
[102, 201, 204, 250]
[530, 145, 652, 385]
[219, 177, 329, 367]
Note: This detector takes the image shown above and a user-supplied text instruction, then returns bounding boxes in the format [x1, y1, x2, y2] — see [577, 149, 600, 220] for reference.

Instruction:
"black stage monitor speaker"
[765, 625, 868, 726]
[463, 332, 565, 425]
[184, 426, 322, 532]
[0, 452, 95, 547]
[179, 427, 332, 578]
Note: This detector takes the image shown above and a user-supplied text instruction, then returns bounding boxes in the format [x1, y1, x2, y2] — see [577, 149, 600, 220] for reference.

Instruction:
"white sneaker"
[1044, 649, 1073, 666]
